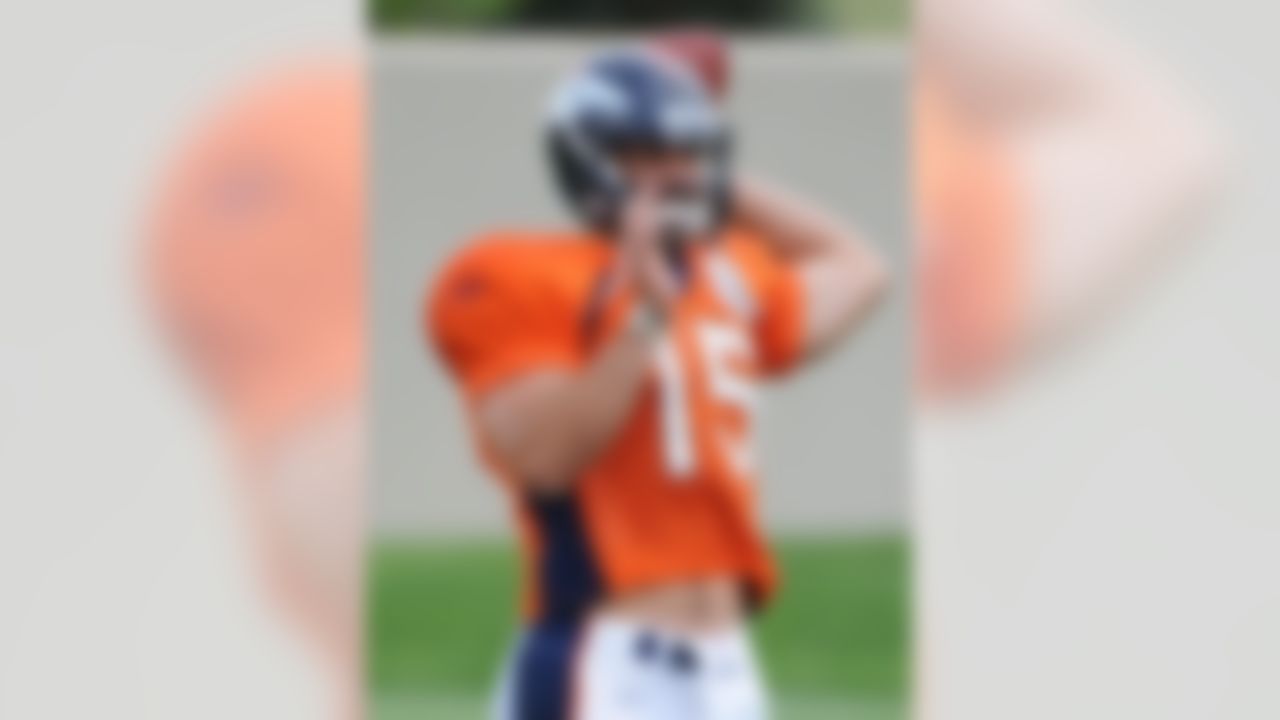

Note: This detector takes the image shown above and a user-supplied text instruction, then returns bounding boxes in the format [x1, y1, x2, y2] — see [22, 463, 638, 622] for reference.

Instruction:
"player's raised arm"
[734, 175, 890, 361]
[475, 185, 678, 495]
[478, 337, 651, 496]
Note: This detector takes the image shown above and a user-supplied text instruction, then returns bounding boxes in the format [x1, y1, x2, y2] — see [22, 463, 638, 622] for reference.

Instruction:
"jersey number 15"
[654, 320, 759, 481]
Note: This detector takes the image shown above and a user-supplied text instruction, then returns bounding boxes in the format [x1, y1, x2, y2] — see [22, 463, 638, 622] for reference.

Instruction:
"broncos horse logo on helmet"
[545, 47, 733, 238]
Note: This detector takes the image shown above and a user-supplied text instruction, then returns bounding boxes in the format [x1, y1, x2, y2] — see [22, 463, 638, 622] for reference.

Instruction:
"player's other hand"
[619, 183, 682, 313]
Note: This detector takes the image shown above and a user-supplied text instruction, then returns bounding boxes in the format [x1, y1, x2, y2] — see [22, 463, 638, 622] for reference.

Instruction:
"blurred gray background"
[373, 37, 908, 538]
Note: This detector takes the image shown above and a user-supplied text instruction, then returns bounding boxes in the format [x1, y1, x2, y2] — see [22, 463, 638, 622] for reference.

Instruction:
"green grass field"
[370, 535, 908, 718]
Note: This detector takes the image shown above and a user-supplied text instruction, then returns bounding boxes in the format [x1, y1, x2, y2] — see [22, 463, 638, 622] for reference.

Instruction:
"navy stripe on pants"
[514, 619, 586, 720]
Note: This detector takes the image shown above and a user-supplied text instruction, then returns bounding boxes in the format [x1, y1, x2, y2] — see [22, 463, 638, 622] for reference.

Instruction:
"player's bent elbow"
[802, 246, 890, 357]
[490, 431, 584, 495]
[513, 447, 581, 495]
[842, 241, 891, 315]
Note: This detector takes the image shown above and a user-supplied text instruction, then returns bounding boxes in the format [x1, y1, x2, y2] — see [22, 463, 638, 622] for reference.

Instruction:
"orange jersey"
[427, 228, 805, 620]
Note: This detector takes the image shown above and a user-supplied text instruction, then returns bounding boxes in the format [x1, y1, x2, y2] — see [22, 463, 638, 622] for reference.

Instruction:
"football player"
[427, 39, 887, 720]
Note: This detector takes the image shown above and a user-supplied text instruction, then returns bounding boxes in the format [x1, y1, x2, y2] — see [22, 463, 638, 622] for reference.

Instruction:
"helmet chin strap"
[660, 227, 693, 288]
[656, 195, 716, 290]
